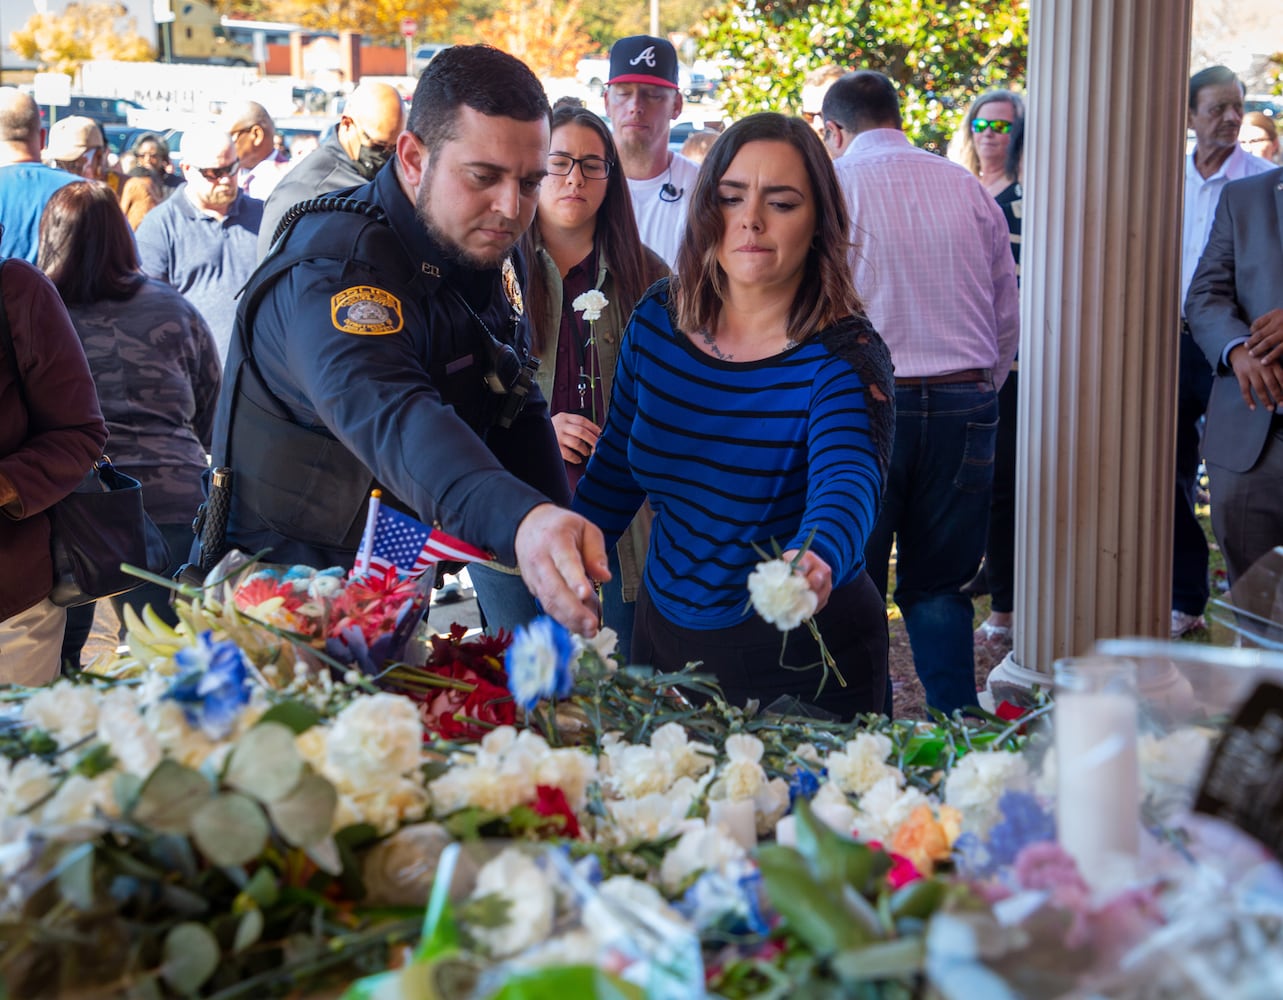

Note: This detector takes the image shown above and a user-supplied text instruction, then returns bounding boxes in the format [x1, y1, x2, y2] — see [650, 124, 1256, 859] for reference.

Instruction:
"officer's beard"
[415, 166, 511, 271]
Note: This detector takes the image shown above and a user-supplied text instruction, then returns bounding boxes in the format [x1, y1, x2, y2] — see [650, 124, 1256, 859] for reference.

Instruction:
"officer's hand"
[781, 547, 834, 614]
[1247, 309, 1283, 366]
[1228, 343, 1283, 410]
[551, 413, 602, 465]
[515, 503, 610, 636]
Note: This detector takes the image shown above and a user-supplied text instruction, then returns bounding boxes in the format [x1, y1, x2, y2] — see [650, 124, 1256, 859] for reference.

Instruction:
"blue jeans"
[865, 382, 999, 716]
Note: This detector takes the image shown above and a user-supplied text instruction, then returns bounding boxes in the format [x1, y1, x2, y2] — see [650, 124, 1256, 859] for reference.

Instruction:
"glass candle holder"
[1054, 656, 1141, 889]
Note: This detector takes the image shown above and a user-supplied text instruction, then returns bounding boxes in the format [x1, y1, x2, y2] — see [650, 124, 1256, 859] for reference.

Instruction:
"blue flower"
[787, 766, 822, 810]
[507, 616, 576, 710]
[982, 791, 1056, 874]
[166, 631, 252, 739]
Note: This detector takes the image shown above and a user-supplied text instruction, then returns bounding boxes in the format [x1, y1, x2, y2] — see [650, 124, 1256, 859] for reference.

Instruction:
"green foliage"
[695, 0, 1029, 151]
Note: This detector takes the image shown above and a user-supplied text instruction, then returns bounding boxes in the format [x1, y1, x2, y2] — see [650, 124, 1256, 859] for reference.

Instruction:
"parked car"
[1245, 94, 1282, 119]
[61, 96, 147, 126]
[577, 55, 719, 102]
[412, 44, 450, 76]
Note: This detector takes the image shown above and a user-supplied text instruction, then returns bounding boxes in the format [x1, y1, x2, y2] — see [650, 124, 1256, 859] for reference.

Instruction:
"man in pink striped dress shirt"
[827, 70, 1019, 716]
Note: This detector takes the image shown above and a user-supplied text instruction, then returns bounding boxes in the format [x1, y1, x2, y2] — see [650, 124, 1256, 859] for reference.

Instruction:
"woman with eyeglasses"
[1239, 111, 1281, 165]
[949, 90, 1026, 666]
[469, 103, 666, 657]
[572, 112, 895, 717]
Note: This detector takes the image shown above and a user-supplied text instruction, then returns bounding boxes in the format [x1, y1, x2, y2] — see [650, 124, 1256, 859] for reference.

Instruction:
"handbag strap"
[0, 260, 28, 413]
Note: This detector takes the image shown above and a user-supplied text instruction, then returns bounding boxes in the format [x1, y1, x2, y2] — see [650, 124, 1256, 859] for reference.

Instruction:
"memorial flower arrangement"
[5, 580, 1280, 1000]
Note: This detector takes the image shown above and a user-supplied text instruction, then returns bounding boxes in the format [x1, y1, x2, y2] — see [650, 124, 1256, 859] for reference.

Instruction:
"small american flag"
[364, 504, 490, 578]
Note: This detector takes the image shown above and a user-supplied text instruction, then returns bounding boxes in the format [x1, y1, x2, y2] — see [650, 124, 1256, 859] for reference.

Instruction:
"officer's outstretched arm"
[514, 504, 610, 636]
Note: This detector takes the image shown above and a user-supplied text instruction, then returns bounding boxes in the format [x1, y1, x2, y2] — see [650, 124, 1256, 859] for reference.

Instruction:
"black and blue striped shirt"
[573, 282, 891, 630]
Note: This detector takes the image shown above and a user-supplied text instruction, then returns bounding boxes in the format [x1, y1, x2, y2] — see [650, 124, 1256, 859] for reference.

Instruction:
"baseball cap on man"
[45, 116, 104, 163]
[608, 35, 679, 89]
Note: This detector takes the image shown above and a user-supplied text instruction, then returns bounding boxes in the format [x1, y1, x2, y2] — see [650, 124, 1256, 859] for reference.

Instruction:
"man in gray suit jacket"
[1185, 166, 1283, 585]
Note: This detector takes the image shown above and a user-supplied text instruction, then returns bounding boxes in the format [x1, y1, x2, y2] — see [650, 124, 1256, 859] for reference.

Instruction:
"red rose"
[532, 784, 581, 839]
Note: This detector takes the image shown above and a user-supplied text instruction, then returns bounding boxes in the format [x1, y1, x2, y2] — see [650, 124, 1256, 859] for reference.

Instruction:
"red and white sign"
[400, 18, 418, 38]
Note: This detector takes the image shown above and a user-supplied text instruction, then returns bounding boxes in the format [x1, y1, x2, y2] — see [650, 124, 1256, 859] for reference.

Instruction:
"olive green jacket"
[530, 242, 666, 602]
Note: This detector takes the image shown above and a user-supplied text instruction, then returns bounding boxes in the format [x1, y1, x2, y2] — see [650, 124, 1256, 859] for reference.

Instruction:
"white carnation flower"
[605, 777, 703, 843]
[810, 780, 858, 836]
[0, 757, 57, 819]
[575, 627, 619, 666]
[22, 683, 99, 748]
[649, 723, 716, 779]
[97, 687, 161, 778]
[747, 558, 817, 631]
[146, 700, 218, 768]
[533, 748, 597, 811]
[335, 776, 429, 835]
[468, 848, 555, 958]
[326, 693, 423, 788]
[659, 820, 746, 893]
[585, 876, 686, 947]
[943, 749, 1031, 834]
[572, 289, 609, 322]
[41, 772, 117, 828]
[854, 774, 930, 842]
[1140, 727, 1214, 790]
[824, 732, 899, 796]
[755, 777, 791, 836]
[606, 743, 672, 799]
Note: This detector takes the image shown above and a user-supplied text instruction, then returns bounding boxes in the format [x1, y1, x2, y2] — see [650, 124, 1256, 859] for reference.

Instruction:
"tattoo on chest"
[701, 328, 733, 360]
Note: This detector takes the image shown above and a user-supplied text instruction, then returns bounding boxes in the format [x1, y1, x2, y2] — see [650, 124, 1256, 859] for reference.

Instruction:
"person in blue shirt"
[0, 88, 78, 264]
[573, 112, 895, 717]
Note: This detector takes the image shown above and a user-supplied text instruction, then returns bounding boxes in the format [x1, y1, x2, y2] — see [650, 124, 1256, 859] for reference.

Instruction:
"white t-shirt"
[626, 153, 701, 270]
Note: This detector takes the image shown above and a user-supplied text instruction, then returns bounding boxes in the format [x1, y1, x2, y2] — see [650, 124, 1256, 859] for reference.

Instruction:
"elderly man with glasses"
[258, 82, 405, 258]
[135, 123, 264, 362]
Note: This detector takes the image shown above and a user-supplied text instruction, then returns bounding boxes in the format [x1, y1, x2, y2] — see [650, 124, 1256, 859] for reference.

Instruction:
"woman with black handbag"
[38, 181, 222, 666]
[0, 245, 107, 684]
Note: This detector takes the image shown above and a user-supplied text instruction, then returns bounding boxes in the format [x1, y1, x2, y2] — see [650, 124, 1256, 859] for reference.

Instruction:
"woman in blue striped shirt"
[573, 112, 895, 718]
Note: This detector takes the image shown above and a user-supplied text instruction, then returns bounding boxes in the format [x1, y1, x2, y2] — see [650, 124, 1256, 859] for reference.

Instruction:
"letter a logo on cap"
[629, 46, 657, 68]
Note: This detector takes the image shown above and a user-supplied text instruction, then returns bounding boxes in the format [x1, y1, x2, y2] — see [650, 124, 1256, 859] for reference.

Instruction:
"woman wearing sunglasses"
[469, 102, 667, 658]
[949, 89, 1026, 667]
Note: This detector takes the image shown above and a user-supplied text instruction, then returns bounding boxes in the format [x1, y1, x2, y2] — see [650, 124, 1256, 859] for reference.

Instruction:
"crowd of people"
[1, 42, 1279, 719]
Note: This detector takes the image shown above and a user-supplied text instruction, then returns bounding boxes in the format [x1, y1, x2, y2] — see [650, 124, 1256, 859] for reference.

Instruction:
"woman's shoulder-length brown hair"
[672, 111, 862, 344]
[37, 180, 142, 306]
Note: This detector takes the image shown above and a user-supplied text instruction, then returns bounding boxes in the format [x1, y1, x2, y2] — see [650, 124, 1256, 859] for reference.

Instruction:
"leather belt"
[895, 368, 992, 387]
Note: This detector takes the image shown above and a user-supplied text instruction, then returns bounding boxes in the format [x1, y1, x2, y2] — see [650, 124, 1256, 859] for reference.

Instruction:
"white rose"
[468, 848, 555, 958]
[747, 559, 817, 631]
[650, 723, 716, 779]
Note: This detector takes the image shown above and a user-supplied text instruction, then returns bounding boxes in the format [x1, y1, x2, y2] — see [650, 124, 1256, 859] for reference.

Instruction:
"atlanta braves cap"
[608, 35, 679, 89]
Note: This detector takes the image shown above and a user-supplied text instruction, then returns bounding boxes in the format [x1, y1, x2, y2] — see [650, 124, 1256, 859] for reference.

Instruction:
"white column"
[988, 0, 1194, 693]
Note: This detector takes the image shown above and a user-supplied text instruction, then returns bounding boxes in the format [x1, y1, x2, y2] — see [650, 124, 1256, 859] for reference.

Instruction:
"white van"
[412, 44, 450, 76]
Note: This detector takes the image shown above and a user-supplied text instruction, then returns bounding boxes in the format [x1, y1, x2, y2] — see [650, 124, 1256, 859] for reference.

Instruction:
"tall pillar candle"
[1054, 657, 1140, 890]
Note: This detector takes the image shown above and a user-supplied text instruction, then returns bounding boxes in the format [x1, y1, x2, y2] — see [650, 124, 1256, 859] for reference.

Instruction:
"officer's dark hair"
[821, 71, 902, 134]
[1188, 65, 1242, 112]
[408, 45, 551, 154]
[38, 180, 145, 305]
[521, 103, 665, 354]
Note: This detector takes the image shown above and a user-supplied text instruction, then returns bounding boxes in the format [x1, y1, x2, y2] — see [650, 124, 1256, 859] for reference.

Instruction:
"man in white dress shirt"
[827, 70, 1019, 717]
[603, 35, 700, 269]
[1170, 66, 1275, 638]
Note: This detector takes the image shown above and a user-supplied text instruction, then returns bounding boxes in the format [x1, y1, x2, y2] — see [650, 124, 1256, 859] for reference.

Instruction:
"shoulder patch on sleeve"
[330, 285, 404, 335]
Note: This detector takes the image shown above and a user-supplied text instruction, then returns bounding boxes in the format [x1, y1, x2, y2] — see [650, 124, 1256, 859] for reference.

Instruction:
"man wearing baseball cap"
[604, 35, 700, 269]
[43, 116, 106, 181]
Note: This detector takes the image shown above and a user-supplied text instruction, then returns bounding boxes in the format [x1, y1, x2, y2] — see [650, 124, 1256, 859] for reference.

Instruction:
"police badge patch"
[501, 257, 524, 317]
[331, 286, 404, 335]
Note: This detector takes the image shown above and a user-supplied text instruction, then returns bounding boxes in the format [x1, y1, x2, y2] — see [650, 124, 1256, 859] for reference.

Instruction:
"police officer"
[207, 45, 607, 635]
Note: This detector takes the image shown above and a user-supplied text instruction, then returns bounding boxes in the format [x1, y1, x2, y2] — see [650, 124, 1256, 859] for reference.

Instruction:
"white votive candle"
[1054, 657, 1141, 890]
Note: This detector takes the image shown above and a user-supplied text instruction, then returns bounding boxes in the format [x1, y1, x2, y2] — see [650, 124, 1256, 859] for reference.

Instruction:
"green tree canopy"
[696, 0, 1028, 151]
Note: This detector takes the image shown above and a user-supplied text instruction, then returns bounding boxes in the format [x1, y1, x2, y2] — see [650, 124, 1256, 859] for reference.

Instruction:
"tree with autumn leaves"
[10, 3, 154, 78]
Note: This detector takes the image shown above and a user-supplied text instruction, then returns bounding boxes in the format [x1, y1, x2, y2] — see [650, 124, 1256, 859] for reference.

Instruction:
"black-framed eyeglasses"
[194, 160, 239, 182]
[546, 154, 611, 180]
[971, 117, 1014, 135]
